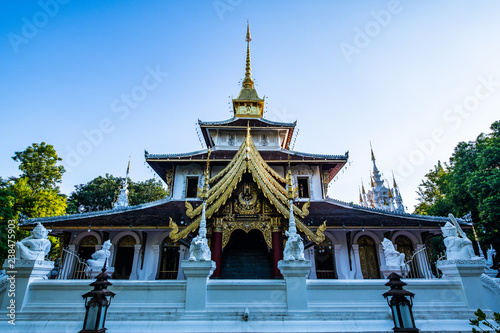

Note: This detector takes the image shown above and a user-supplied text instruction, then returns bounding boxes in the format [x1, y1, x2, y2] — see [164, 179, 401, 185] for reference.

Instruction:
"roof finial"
[369, 141, 375, 161]
[243, 21, 254, 89]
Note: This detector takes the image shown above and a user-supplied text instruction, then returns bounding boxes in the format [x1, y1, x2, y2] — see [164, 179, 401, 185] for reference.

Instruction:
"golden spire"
[361, 181, 366, 194]
[359, 188, 363, 203]
[392, 171, 398, 188]
[370, 175, 375, 187]
[370, 141, 375, 161]
[242, 21, 254, 89]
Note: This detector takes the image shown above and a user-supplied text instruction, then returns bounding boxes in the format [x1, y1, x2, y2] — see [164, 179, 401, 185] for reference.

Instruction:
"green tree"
[67, 175, 167, 214]
[1, 142, 68, 263]
[129, 179, 168, 206]
[414, 121, 500, 250]
[12, 142, 65, 191]
[0, 178, 17, 267]
[414, 161, 453, 216]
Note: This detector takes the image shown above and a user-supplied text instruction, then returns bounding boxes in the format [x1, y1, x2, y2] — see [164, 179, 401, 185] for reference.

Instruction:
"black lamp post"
[382, 272, 419, 333]
[80, 260, 115, 333]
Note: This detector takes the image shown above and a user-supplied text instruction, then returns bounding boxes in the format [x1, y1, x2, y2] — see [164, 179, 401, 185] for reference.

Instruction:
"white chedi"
[381, 238, 405, 267]
[87, 240, 112, 270]
[15, 222, 51, 260]
[441, 214, 477, 261]
[282, 198, 305, 261]
[188, 200, 211, 262]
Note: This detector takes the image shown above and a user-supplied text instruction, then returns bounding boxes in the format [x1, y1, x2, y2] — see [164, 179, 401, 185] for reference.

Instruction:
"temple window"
[185, 177, 199, 198]
[297, 177, 310, 198]
[395, 235, 414, 263]
[157, 239, 180, 279]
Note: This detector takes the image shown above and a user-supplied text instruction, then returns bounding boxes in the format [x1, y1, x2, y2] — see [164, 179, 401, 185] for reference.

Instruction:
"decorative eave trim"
[22, 197, 175, 226]
[323, 197, 471, 225]
[145, 148, 348, 162]
[198, 117, 297, 128]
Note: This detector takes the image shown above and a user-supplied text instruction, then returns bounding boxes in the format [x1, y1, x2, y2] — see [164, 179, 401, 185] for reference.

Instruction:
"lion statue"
[283, 233, 305, 261]
[188, 235, 211, 261]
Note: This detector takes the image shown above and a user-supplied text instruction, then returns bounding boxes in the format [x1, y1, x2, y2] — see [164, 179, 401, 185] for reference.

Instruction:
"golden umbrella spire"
[242, 21, 254, 89]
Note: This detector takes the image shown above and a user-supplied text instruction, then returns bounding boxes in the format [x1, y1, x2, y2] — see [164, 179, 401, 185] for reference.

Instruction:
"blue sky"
[1, 0, 500, 212]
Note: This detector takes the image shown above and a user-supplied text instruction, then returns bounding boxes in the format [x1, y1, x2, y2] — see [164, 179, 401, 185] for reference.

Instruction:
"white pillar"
[148, 244, 160, 280]
[278, 260, 311, 311]
[334, 244, 344, 279]
[352, 244, 363, 279]
[414, 243, 427, 278]
[305, 247, 317, 279]
[2, 259, 54, 312]
[129, 244, 141, 280]
[437, 259, 487, 310]
[61, 244, 76, 279]
[378, 244, 386, 268]
[182, 260, 216, 311]
[177, 245, 188, 280]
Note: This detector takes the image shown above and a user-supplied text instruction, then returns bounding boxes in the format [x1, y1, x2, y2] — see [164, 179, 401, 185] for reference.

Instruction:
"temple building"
[2, 25, 498, 333]
[19, 25, 464, 282]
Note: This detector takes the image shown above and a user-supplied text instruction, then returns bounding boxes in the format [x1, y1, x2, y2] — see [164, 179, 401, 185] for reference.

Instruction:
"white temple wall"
[5, 277, 492, 333]
[173, 164, 203, 200]
[324, 231, 350, 279]
[310, 166, 323, 201]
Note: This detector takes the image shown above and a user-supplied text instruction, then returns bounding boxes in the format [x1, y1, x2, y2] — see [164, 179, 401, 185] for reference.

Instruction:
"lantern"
[382, 272, 419, 333]
[80, 261, 115, 333]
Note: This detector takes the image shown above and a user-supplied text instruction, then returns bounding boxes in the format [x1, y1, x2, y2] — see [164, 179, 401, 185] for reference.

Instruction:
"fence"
[401, 246, 435, 279]
[56, 248, 90, 280]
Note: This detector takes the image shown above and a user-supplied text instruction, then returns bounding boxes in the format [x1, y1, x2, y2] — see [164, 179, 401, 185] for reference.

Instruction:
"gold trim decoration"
[118, 235, 136, 247]
[170, 127, 322, 243]
[222, 221, 272, 249]
[270, 217, 281, 232]
[214, 218, 223, 233]
[80, 235, 98, 247]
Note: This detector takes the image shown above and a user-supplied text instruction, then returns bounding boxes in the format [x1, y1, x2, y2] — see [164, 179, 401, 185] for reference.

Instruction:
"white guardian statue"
[87, 240, 112, 270]
[441, 214, 477, 260]
[382, 238, 405, 267]
[15, 222, 51, 260]
[486, 245, 496, 269]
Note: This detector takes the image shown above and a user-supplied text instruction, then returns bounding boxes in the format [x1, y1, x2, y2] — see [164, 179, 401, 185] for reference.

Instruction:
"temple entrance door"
[113, 235, 136, 279]
[357, 235, 380, 279]
[220, 229, 273, 279]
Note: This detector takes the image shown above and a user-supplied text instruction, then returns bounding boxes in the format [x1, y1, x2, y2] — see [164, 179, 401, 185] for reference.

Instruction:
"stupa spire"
[243, 21, 254, 89]
[232, 22, 265, 118]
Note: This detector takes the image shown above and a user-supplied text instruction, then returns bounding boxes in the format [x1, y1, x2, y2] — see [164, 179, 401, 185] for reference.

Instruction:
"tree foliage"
[12, 142, 65, 191]
[0, 143, 67, 263]
[470, 308, 500, 333]
[414, 121, 500, 249]
[67, 174, 167, 214]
